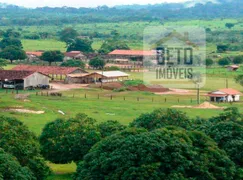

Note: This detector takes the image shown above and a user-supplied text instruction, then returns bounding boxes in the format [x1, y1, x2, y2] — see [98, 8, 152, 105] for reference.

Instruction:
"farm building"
[227, 65, 239, 71]
[26, 51, 43, 62]
[108, 50, 156, 63]
[0, 70, 50, 90]
[13, 65, 88, 80]
[64, 51, 87, 61]
[207, 88, 241, 102]
[65, 71, 129, 84]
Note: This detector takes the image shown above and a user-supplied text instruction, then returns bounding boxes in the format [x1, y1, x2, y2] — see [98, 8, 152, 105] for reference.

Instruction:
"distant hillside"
[0, 0, 242, 26]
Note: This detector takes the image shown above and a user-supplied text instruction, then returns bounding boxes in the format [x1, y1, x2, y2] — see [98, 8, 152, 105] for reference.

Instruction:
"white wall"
[24, 72, 49, 88]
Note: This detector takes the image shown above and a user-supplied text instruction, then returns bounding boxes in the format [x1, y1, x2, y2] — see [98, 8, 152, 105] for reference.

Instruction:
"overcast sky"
[0, 0, 188, 8]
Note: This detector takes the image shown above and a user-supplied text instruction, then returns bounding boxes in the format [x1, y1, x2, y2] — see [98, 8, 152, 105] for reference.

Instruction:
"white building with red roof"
[207, 88, 241, 102]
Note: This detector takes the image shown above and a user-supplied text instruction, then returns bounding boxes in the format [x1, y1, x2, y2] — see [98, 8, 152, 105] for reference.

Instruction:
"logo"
[143, 26, 206, 88]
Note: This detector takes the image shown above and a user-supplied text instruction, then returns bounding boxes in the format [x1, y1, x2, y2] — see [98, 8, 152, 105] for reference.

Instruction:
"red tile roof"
[0, 70, 36, 80]
[109, 50, 155, 56]
[219, 88, 241, 95]
[26, 51, 43, 57]
[12, 65, 82, 75]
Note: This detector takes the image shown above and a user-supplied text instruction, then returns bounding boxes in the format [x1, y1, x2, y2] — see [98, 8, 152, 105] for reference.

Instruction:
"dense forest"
[0, 0, 242, 26]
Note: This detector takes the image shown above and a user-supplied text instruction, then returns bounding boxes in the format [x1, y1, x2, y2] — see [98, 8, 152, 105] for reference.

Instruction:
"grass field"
[1, 85, 242, 179]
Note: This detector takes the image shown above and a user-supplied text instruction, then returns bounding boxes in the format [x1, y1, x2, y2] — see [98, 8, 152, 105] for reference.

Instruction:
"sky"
[0, 0, 188, 8]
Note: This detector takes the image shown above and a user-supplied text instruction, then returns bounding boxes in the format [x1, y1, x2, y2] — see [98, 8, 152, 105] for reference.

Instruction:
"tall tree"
[0, 46, 26, 63]
[0, 38, 23, 49]
[0, 116, 50, 180]
[89, 57, 106, 69]
[75, 127, 237, 180]
[40, 50, 64, 65]
[67, 38, 93, 53]
[60, 27, 78, 43]
[0, 58, 7, 69]
[40, 114, 101, 164]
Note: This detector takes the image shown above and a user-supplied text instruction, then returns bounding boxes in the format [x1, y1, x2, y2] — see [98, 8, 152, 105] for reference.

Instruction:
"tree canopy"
[40, 113, 101, 164]
[99, 38, 130, 54]
[233, 55, 243, 64]
[218, 57, 230, 66]
[0, 116, 50, 180]
[60, 59, 85, 69]
[60, 27, 78, 43]
[89, 56, 106, 69]
[67, 38, 93, 53]
[0, 38, 23, 49]
[0, 149, 35, 180]
[98, 120, 126, 138]
[40, 50, 64, 65]
[130, 108, 192, 131]
[75, 127, 237, 180]
[0, 45, 26, 63]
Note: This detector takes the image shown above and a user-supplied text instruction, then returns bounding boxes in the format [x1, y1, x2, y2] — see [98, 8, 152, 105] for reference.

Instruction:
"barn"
[207, 88, 241, 102]
[65, 71, 129, 84]
[12, 65, 88, 80]
[0, 70, 50, 90]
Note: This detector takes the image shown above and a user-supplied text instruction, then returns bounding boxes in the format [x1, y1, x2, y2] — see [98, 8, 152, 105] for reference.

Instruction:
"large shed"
[65, 71, 129, 84]
[12, 65, 87, 80]
[0, 70, 50, 90]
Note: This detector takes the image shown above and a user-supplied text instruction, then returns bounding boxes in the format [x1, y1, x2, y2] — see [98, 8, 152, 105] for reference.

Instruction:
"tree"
[40, 113, 101, 164]
[98, 120, 126, 138]
[130, 108, 192, 131]
[218, 57, 230, 66]
[75, 127, 237, 180]
[60, 27, 78, 43]
[225, 23, 235, 29]
[89, 57, 106, 69]
[0, 46, 27, 63]
[0, 58, 7, 69]
[0, 149, 35, 180]
[67, 38, 93, 53]
[217, 45, 229, 53]
[235, 75, 243, 87]
[206, 122, 243, 167]
[3, 29, 21, 38]
[206, 58, 214, 67]
[0, 116, 50, 179]
[40, 50, 64, 65]
[233, 55, 243, 64]
[0, 38, 23, 49]
[99, 31, 130, 54]
[60, 59, 85, 69]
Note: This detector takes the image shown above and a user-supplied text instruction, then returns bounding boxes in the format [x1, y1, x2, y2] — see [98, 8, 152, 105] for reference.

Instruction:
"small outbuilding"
[207, 88, 241, 102]
[0, 70, 50, 90]
[65, 71, 129, 84]
[227, 65, 239, 72]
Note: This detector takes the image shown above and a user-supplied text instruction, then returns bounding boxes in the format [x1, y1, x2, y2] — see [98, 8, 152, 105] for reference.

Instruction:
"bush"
[123, 79, 144, 86]
[75, 127, 237, 180]
[106, 66, 120, 71]
[113, 87, 127, 92]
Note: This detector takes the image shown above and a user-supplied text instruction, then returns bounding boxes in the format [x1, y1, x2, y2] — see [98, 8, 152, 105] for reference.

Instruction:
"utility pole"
[197, 83, 200, 104]
[226, 78, 228, 88]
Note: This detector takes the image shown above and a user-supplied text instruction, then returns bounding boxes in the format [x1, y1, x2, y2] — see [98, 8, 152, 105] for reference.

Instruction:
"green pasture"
[0, 86, 242, 179]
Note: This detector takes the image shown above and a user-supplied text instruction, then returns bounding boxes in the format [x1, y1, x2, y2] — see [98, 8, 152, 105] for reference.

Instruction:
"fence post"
[124, 96, 126, 101]
[47, 92, 49, 96]
[36, 92, 38, 96]
[85, 94, 87, 99]
[137, 97, 139, 101]
[73, 93, 74, 98]
[165, 98, 167, 103]
[178, 98, 180, 103]
[16, 90, 19, 94]
[98, 94, 99, 99]
[191, 98, 192, 103]
[6, 89, 7, 94]
[110, 95, 113, 100]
